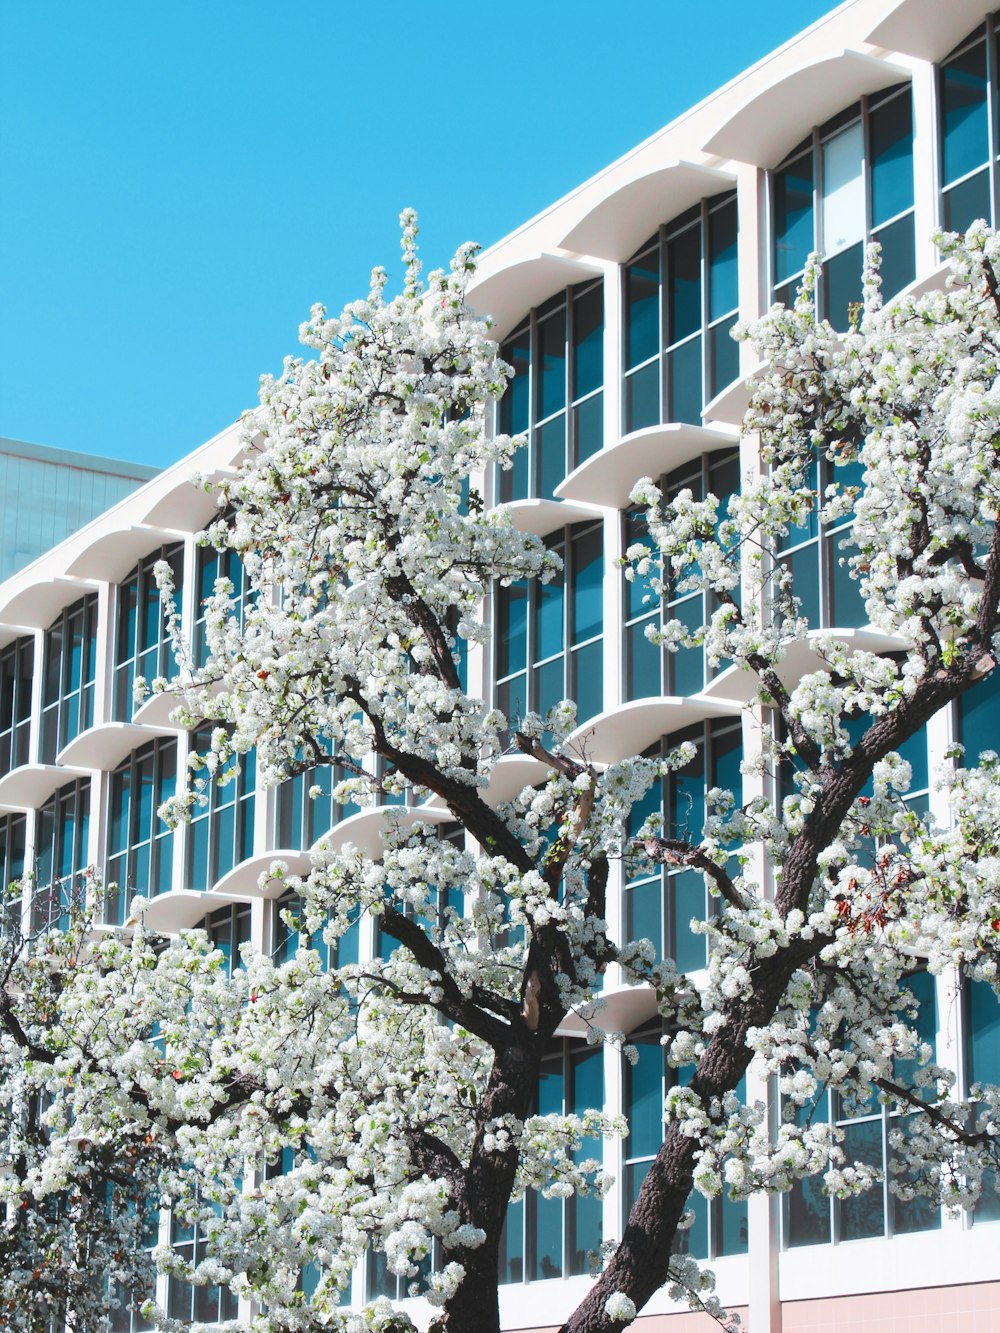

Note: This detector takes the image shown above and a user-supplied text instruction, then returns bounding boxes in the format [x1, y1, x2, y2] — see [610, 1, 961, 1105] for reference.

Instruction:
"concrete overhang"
[559, 162, 736, 263]
[0, 763, 90, 811]
[702, 51, 910, 167]
[556, 424, 737, 509]
[64, 525, 184, 583]
[213, 850, 314, 899]
[867, 0, 988, 63]
[466, 254, 603, 341]
[312, 805, 456, 860]
[0, 577, 96, 632]
[567, 696, 740, 765]
[498, 497, 605, 537]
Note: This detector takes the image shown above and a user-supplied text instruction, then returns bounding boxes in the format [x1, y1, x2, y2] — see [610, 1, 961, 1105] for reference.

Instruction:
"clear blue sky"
[0, 1, 839, 469]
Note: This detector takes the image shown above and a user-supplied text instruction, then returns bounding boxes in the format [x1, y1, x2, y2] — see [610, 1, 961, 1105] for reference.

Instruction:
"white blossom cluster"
[5, 223, 1000, 1333]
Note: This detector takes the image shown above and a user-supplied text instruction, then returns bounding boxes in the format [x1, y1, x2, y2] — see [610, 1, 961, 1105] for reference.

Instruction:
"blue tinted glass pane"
[572, 527, 603, 645]
[626, 621, 661, 701]
[870, 91, 914, 226]
[839, 1119, 884, 1240]
[625, 511, 656, 619]
[533, 1193, 563, 1279]
[890, 1115, 940, 1235]
[784, 547, 821, 629]
[499, 1198, 524, 1284]
[943, 167, 992, 232]
[498, 583, 528, 679]
[626, 361, 660, 433]
[627, 878, 662, 960]
[628, 778, 661, 847]
[626, 1037, 663, 1159]
[216, 804, 236, 879]
[667, 597, 704, 696]
[941, 42, 989, 187]
[709, 317, 739, 400]
[668, 224, 701, 344]
[672, 1190, 708, 1258]
[827, 530, 865, 627]
[499, 331, 530, 436]
[535, 574, 564, 662]
[498, 673, 527, 732]
[669, 745, 705, 838]
[189, 819, 209, 890]
[534, 657, 564, 721]
[666, 334, 703, 425]
[672, 870, 707, 973]
[536, 416, 566, 498]
[573, 392, 603, 468]
[572, 639, 603, 724]
[570, 1190, 602, 1275]
[712, 731, 742, 825]
[537, 309, 567, 421]
[719, 1193, 748, 1255]
[873, 213, 915, 300]
[573, 284, 603, 399]
[774, 154, 814, 283]
[708, 199, 738, 320]
[499, 443, 530, 504]
[896, 723, 928, 794]
[787, 1172, 830, 1246]
[968, 980, 1000, 1087]
[625, 252, 660, 369]
[822, 241, 863, 332]
[538, 1060, 563, 1115]
[958, 667, 1000, 759]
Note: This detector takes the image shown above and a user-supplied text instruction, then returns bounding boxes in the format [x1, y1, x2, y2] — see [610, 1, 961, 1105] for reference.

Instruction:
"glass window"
[623, 192, 739, 434]
[496, 521, 604, 736]
[622, 1021, 747, 1259]
[0, 636, 34, 777]
[198, 900, 252, 976]
[0, 812, 26, 938]
[32, 780, 90, 933]
[40, 595, 98, 763]
[496, 280, 605, 502]
[499, 1041, 604, 1283]
[773, 454, 867, 630]
[965, 978, 1000, 1222]
[624, 718, 742, 975]
[167, 1203, 238, 1323]
[105, 738, 178, 925]
[956, 667, 1000, 762]
[113, 543, 184, 721]
[939, 24, 995, 233]
[771, 86, 915, 328]
[275, 754, 361, 848]
[185, 727, 256, 890]
[624, 449, 739, 701]
[375, 824, 465, 962]
[271, 890, 360, 972]
[194, 541, 250, 667]
[783, 969, 940, 1246]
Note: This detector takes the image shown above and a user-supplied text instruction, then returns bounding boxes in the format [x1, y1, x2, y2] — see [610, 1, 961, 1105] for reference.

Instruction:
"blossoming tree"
[4, 214, 1000, 1333]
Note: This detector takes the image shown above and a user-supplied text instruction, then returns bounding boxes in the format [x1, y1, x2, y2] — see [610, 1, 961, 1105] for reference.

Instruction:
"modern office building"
[4, 0, 1000, 1328]
[0, 436, 159, 582]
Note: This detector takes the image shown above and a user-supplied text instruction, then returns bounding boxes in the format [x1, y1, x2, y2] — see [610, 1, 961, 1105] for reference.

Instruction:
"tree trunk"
[441, 1041, 540, 1333]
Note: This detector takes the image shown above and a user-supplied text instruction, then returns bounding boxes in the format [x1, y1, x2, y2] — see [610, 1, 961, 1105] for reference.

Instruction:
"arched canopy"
[702, 50, 909, 167]
[465, 253, 603, 341]
[867, 0, 990, 62]
[559, 161, 736, 263]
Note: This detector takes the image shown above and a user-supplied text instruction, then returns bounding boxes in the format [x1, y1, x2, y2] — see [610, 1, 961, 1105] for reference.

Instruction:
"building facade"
[4, 1, 1000, 1329]
[0, 437, 159, 582]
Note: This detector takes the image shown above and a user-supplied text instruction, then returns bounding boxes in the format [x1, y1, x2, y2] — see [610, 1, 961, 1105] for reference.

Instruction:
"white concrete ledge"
[556, 424, 737, 509]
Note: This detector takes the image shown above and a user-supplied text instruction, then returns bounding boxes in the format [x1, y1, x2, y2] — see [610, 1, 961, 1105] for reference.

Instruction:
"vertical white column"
[909, 59, 940, 278]
[737, 157, 783, 1333]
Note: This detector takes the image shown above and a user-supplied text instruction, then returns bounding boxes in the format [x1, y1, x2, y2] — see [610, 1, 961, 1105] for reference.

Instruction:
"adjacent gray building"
[0, 437, 159, 581]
